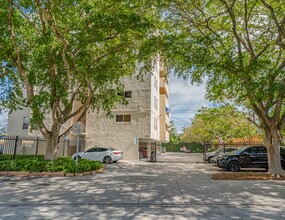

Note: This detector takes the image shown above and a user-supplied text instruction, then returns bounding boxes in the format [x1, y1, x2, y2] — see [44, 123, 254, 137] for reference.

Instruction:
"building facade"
[5, 59, 170, 160]
[84, 60, 170, 160]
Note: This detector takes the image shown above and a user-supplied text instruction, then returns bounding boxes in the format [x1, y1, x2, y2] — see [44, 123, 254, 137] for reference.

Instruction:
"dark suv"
[217, 145, 285, 172]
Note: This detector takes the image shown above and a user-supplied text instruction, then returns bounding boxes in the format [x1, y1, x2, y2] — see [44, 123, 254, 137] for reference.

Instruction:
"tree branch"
[8, 0, 34, 101]
[244, 0, 255, 57]
[14, 3, 41, 32]
[0, 67, 7, 78]
[261, 0, 285, 49]
[36, 0, 46, 33]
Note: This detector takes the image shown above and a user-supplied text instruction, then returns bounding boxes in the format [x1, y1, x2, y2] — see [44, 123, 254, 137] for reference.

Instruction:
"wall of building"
[159, 94, 170, 142]
[86, 111, 151, 160]
[6, 108, 31, 136]
[85, 74, 153, 160]
[150, 59, 160, 141]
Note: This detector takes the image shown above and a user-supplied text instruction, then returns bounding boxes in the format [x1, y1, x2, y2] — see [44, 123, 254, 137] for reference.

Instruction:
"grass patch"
[0, 155, 103, 173]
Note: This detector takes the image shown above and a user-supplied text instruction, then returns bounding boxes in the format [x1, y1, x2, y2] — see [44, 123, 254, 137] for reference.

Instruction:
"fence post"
[13, 136, 19, 159]
[203, 141, 207, 164]
[35, 137, 39, 156]
[67, 139, 70, 156]
[62, 139, 65, 157]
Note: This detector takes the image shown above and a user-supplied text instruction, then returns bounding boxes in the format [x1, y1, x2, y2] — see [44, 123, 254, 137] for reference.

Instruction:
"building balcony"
[160, 77, 169, 97]
[160, 64, 167, 77]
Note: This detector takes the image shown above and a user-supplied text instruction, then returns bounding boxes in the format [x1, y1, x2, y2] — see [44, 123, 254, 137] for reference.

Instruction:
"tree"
[168, 121, 181, 144]
[163, 121, 180, 151]
[160, 0, 285, 176]
[181, 106, 258, 144]
[0, 0, 159, 159]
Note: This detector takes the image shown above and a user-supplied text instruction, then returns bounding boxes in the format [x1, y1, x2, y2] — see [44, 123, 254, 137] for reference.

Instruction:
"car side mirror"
[242, 151, 249, 156]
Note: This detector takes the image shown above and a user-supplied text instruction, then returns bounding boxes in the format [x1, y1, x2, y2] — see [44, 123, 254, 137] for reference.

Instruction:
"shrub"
[0, 155, 103, 173]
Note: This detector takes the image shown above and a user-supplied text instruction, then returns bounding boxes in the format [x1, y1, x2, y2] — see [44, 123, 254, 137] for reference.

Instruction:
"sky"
[168, 73, 213, 133]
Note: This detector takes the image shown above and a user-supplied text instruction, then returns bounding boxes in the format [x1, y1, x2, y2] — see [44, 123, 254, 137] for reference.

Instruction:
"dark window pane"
[116, 115, 123, 122]
[259, 147, 267, 153]
[248, 147, 258, 154]
[124, 91, 132, 98]
[23, 117, 29, 130]
[124, 115, 131, 122]
[86, 148, 96, 152]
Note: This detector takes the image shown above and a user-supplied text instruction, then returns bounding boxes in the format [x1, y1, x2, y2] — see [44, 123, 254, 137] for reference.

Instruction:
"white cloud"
[168, 73, 212, 132]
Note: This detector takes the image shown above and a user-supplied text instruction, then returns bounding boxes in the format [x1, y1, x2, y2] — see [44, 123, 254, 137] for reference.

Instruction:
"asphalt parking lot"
[0, 153, 285, 219]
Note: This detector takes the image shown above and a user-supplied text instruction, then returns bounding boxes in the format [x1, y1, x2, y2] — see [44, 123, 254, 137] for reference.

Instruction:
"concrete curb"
[0, 168, 104, 177]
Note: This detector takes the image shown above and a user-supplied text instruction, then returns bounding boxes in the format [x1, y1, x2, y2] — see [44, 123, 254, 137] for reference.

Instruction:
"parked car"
[72, 147, 123, 163]
[217, 145, 285, 172]
[205, 147, 238, 163]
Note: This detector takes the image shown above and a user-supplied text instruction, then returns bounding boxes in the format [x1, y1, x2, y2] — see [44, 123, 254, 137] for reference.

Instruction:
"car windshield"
[232, 147, 247, 155]
[217, 148, 236, 153]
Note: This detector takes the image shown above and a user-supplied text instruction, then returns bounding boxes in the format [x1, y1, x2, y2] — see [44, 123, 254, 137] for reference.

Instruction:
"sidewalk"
[0, 161, 284, 219]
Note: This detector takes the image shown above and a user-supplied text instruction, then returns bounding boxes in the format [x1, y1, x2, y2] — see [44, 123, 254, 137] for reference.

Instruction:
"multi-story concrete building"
[85, 60, 170, 160]
[5, 59, 170, 160]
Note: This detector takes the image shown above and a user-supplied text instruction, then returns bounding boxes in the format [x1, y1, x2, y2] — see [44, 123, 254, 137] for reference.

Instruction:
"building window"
[118, 91, 132, 98]
[116, 115, 131, 122]
[22, 117, 29, 130]
[124, 91, 132, 98]
[154, 96, 158, 110]
[154, 76, 157, 90]
[154, 117, 158, 131]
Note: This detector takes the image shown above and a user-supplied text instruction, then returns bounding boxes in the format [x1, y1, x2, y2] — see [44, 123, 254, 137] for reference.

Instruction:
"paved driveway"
[156, 152, 204, 163]
[0, 160, 285, 219]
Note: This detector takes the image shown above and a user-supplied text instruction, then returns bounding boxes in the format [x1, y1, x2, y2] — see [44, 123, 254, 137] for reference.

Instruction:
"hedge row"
[0, 155, 103, 173]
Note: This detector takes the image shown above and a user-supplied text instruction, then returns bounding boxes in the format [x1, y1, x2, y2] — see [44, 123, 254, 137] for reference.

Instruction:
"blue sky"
[168, 73, 212, 132]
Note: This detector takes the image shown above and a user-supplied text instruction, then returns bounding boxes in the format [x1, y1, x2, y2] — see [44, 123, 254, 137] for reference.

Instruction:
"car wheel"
[209, 157, 215, 163]
[103, 156, 112, 164]
[208, 156, 214, 163]
[73, 156, 81, 160]
[113, 161, 118, 163]
[228, 161, 241, 172]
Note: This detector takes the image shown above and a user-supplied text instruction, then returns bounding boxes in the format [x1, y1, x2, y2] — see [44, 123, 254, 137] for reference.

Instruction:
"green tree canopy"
[0, 0, 160, 159]
[181, 106, 258, 144]
[159, 0, 285, 176]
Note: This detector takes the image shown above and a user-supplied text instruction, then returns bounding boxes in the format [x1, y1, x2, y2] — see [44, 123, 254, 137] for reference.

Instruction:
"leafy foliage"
[0, 1, 160, 159]
[162, 121, 203, 152]
[181, 106, 259, 144]
[159, 0, 285, 176]
[0, 155, 102, 173]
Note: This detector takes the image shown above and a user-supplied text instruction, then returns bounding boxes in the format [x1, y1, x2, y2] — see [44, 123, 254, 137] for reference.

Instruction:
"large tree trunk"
[264, 127, 284, 177]
[45, 134, 60, 160]
[41, 122, 61, 160]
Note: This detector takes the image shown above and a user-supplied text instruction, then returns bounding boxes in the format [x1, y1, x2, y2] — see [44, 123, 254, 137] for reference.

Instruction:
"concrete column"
[147, 142, 152, 162]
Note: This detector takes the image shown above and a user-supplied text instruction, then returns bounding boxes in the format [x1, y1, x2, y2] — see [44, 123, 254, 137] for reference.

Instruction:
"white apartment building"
[85, 60, 170, 160]
[5, 59, 170, 160]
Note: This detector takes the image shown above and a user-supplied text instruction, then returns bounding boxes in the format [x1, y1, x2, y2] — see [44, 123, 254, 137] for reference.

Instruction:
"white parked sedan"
[72, 147, 123, 163]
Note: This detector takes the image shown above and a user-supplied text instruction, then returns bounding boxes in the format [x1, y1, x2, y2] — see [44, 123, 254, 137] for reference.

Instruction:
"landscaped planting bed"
[0, 155, 103, 177]
[212, 172, 285, 180]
